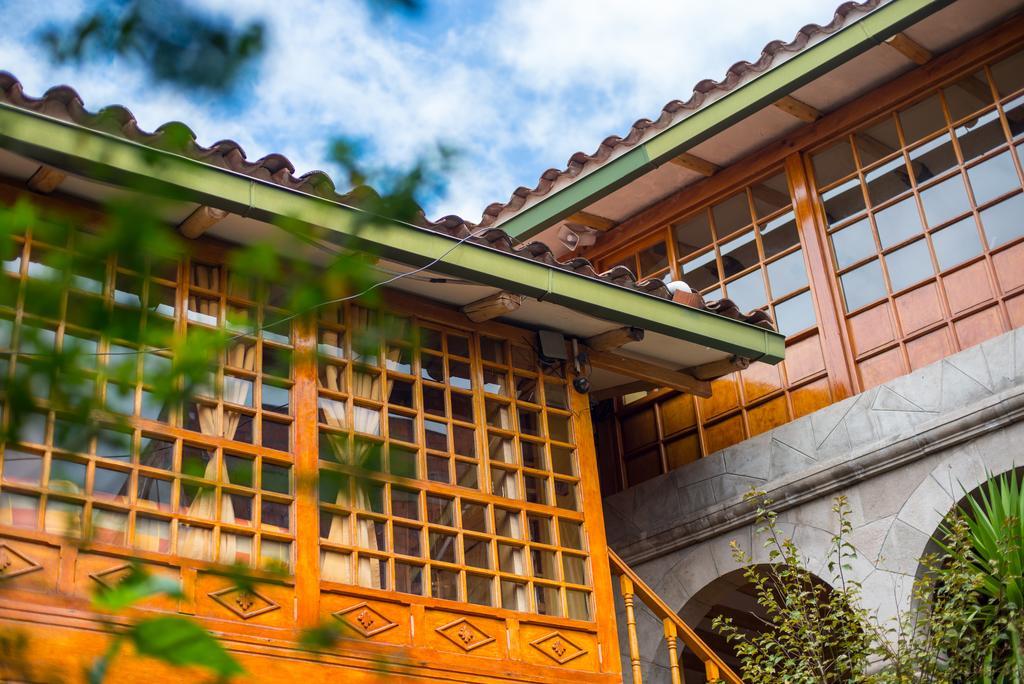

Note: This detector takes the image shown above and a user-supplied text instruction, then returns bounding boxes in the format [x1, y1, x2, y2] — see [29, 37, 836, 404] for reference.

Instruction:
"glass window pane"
[992, 49, 1024, 97]
[884, 239, 934, 292]
[930, 217, 982, 272]
[875, 197, 923, 249]
[908, 134, 958, 185]
[854, 117, 900, 166]
[679, 250, 719, 292]
[766, 250, 808, 298]
[920, 174, 971, 227]
[956, 109, 1007, 162]
[899, 94, 946, 144]
[980, 193, 1024, 248]
[812, 139, 856, 187]
[943, 71, 994, 122]
[865, 156, 912, 206]
[725, 269, 767, 312]
[759, 211, 799, 258]
[831, 218, 876, 269]
[751, 172, 791, 217]
[773, 291, 817, 338]
[719, 230, 758, 277]
[821, 178, 866, 227]
[712, 192, 752, 237]
[673, 212, 713, 260]
[967, 151, 1020, 205]
[637, 242, 669, 276]
[841, 260, 887, 312]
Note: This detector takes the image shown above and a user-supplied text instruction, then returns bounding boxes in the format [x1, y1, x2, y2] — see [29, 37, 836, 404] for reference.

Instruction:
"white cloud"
[0, 0, 852, 222]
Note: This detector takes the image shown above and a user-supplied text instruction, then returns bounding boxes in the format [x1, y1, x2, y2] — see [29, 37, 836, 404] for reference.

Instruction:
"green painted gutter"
[497, 0, 955, 240]
[0, 103, 785, 363]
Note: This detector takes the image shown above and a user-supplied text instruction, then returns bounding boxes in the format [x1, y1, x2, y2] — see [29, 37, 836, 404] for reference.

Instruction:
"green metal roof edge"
[0, 103, 786, 363]
[497, 0, 954, 240]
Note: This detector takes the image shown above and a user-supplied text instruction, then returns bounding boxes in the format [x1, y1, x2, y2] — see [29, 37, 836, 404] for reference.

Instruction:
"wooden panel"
[0, 536, 60, 593]
[942, 261, 994, 314]
[318, 591, 410, 646]
[906, 328, 954, 370]
[783, 333, 826, 382]
[1006, 291, 1024, 328]
[620, 408, 657, 452]
[422, 608, 506, 660]
[895, 282, 945, 335]
[518, 622, 601, 672]
[848, 302, 896, 356]
[703, 415, 745, 455]
[857, 348, 907, 390]
[790, 377, 833, 419]
[698, 377, 740, 420]
[659, 393, 697, 435]
[953, 305, 1006, 350]
[665, 433, 701, 470]
[73, 552, 180, 611]
[740, 362, 782, 403]
[747, 396, 790, 437]
[194, 572, 296, 629]
[992, 241, 1024, 293]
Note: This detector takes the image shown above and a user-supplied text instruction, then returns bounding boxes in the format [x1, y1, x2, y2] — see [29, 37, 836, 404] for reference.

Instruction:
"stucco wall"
[604, 326, 1024, 682]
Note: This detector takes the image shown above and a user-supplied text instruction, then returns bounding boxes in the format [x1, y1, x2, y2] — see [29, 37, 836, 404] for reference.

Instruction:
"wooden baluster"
[705, 660, 721, 683]
[620, 575, 643, 683]
[663, 618, 683, 684]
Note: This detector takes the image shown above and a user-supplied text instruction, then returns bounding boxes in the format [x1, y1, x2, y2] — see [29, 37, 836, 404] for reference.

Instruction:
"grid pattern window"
[316, 308, 592, 620]
[810, 48, 1024, 390]
[0, 225, 295, 571]
[599, 170, 833, 489]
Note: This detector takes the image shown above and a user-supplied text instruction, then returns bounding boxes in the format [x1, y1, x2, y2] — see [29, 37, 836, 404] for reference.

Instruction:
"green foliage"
[91, 564, 183, 612]
[128, 617, 243, 677]
[716, 477, 1024, 684]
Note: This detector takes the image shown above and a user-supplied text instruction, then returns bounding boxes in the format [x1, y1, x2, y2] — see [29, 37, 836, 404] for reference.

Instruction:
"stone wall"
[604, 327, 1024, 682]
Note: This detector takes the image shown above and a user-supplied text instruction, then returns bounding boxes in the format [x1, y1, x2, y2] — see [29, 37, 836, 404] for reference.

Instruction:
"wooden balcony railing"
[609, 549, 742, 684]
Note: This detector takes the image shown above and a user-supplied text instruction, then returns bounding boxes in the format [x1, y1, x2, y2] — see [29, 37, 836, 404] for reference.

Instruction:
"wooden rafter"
[566, 210, 617, 232]
[586, 349, 711, 397]
[461, 291, 523, 322]
[773, 95, 822, 123]
[687, 356, 750, 381]
[178, 205, 229, 239]
[26, 165, 66, 194]
[668, 152, 720, 177]
[583, 326, 644, 352]
[885, 32, 932, 65]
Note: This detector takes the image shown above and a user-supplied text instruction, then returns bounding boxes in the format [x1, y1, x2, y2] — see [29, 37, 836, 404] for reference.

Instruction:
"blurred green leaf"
[128, 616, 242, 677]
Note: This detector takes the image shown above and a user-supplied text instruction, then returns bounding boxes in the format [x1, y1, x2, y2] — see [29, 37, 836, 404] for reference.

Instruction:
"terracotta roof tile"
[0, 70, 774, 332]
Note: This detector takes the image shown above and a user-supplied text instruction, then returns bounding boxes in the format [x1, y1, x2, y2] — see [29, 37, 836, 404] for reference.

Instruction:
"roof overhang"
[0, 103, 785, 393]
[495, 0, 1011, 243]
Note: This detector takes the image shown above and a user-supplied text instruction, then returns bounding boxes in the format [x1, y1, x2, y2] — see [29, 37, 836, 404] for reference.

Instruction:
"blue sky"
[0, 0, 836, 221]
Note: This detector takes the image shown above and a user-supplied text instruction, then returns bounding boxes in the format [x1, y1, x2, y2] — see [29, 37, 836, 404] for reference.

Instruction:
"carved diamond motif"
[530, 631, 587, 665]
[332, 602, 398, 638]
[0, 543, 42, 581]
[436, 617, 494, 652]
[208, 585, 280, 620]
[89, 563, 134, 590]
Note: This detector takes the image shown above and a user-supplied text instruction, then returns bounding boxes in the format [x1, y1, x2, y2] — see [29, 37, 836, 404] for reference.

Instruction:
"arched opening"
[679, 566, 838, 681]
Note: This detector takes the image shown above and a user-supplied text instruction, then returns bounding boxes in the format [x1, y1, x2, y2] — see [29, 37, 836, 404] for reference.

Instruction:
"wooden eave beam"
[178, 205, 229, 239]
[586, 349, 711, 397]
[668, 152, 720, 177]
[584, 326, 644, 351]
[566, 211, 617, 232]
[461, 291, 524, 322]
[885, 32, 932, 65]
[591, 379, 656, 403]
[686, 355, 750, 381]
[773, 95, 822, 123]
[26, 165, 66, 194]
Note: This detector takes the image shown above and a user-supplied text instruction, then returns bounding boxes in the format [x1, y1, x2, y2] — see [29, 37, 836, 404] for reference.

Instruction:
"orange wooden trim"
[293, 315, 320, 627]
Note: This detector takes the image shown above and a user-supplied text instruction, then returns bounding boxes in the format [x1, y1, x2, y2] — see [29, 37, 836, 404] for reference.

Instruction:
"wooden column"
[292, 316, 321, 627]
[785, 152, 858, 400]
[663, 618, 683, 684]
[620, 574, 644, 684]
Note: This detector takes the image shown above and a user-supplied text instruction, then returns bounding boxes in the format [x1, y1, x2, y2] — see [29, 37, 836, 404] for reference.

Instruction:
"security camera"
[558, 224, 598, 251]
[573, 375, 591, 394]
